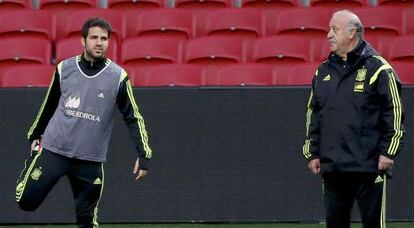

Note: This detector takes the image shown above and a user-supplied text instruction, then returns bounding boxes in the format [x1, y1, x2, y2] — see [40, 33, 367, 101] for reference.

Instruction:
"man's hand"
[31, 139, 40, 151]
[133, 158, 148, 181]
[308, 158, 320, 175]
[378, 154, 394, 172]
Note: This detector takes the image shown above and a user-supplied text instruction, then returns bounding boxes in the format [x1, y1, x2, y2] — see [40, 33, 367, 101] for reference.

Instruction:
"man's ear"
[349, 28, 357, 40]
[81, 37, 86, 48]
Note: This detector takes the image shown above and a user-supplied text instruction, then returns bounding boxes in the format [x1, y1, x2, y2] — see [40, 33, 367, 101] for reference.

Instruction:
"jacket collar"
[329, 39, 377, 64]
[79, 53, 106, 70]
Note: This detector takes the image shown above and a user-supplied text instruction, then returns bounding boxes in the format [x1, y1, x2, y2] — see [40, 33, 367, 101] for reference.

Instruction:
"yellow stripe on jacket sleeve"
[303, 89, 314, 159]
[370, 55, 393, 85]
[125, 79, 152, 159]
[303, 139, 312, 159]
[386, 71, 403, 156]
[119, 69, 128, 84]
[27, 63, 61, 139]
[369, 64, 392, 85]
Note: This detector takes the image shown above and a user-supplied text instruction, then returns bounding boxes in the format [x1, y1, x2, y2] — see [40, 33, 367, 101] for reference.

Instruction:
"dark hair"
[81, 17, 112, 39]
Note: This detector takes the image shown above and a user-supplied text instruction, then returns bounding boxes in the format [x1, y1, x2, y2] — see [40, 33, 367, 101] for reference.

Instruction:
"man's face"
[327, 15, 352, 56]
[81, 26, 109, 61]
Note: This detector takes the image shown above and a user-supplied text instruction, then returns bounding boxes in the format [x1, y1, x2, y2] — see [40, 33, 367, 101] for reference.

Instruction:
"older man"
[303, 10, 404, 228]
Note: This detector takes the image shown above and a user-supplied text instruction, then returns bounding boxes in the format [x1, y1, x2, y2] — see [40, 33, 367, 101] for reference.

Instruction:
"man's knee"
[17, 198, 41, 211]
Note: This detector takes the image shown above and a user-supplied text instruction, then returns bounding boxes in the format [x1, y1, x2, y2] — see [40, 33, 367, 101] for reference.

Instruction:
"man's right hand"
[308, 158, 320, 175]
[133, 158, 148, 181]
[31, 139, 40, 151]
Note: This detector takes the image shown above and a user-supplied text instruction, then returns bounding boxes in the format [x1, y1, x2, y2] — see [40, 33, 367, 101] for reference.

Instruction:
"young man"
[303, 10, 404, 228]
[16, 17, 152, 227]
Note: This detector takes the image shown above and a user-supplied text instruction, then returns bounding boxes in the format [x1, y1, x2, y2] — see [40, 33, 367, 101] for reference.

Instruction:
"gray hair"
[348, 18, 364, 39]
[333, 10, 364, 40]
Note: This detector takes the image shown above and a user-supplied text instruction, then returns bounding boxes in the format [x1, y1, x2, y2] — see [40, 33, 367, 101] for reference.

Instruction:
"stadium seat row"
[128, 62, 414, 86]
[1, 7, 413, 42]
[1, 35, 413, 67]
[1, 61, 413, 88]
[1, 0, 413, 10]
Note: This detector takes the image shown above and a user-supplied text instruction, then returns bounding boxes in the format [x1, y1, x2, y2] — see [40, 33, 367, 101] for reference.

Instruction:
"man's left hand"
[133, 158, 148, 181]
[378, 154, 394, 171]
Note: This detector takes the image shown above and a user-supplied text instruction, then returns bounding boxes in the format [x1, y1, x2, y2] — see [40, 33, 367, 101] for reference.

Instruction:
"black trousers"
[16, 149, 104, 228]
[322, 172, 386, 228]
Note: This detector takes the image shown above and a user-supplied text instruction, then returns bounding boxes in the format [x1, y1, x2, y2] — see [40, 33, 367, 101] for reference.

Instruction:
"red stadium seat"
[312, 37, 392, 62]
[377, 0, 414, 7]
[175, 0, 233, 8]
[57, 9, 124, 42]
[390, 62, 414, 85]
[206, 63, 274, 86]
[193, 9, 217, 37]
[253, 36, 312, 65]
[126, 9, 194, 40]
[388, 35, 414, 63]
[311, 37, 331, 62]
[0, 37, 51, 68]
[55, 37, 117, 64]
[262, 9, 286, 37]
[0, 0, 29, 11]
[309, 0, 367, 7]
[184, 37, 247, 79]
[200, 8, 263, 39]
[184, 37, 246, 65]
[107, 0, 164, 9]
[117, 64, 144, 86]
[0, 65, 55, 88]
[132, 64, 204, 86]
[39, 0, 97, 10]
[363, 36, 394, 59]
[274, 63, 318, 85]
[121, 37, 182, 67]
[403, 8, 414, 35]
[120, 37, 183, 83]
[274, 8, 331, 38]
[242, 0, 298, 8]
[354, 7, 402, 42]
[0, 10, 53, 41]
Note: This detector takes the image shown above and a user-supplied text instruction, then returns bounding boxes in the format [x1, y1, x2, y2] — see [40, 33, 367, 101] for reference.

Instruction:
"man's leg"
[322, 173, 356, 228]
[68, 160, 104, 228]
[357, 173, 384, 228]
[16, 149, 67, 211]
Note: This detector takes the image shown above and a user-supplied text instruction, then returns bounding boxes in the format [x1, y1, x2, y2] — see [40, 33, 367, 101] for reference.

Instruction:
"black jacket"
[303, 40, 405, 173]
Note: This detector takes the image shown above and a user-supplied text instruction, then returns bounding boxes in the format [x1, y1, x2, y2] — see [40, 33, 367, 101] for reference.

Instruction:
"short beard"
[84, 48, 105, 62]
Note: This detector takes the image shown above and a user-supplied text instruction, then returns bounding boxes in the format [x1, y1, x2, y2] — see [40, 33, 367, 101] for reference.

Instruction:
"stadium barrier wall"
[0, 87, 413, 224]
